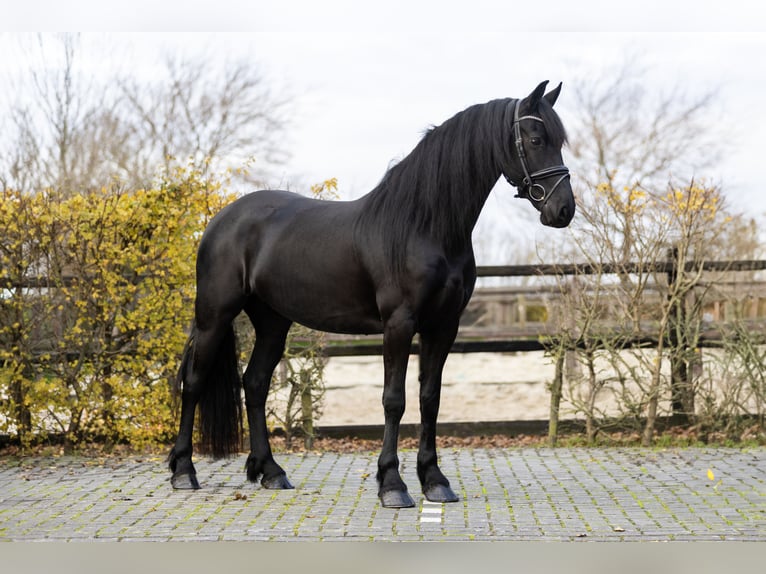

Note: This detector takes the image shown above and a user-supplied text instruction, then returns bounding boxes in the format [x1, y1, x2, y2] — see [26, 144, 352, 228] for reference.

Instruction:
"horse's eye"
[530, 137, 543, 147]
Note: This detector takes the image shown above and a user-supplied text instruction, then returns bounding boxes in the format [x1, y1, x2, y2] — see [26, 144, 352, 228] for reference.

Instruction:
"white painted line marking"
[420, 501, 443, 523]
[419, 516, 442, 523]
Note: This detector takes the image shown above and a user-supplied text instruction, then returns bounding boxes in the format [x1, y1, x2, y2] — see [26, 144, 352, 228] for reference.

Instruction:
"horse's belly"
[261, 286, 384, 335]
[252, 261, 383, 335]
[298, 311, 384, 336]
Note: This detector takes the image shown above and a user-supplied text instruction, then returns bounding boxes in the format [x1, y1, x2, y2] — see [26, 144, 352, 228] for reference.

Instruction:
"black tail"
[178, 322, 243, 458]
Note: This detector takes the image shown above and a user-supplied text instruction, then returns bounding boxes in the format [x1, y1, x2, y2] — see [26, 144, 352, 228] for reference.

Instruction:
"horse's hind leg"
[417, 323, 460, 503]
[169, 317, 239, 489]
[242, 300, 294, 489]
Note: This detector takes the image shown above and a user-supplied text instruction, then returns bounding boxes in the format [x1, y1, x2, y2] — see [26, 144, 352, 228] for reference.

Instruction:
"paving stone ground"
[0, 447, 764, 542]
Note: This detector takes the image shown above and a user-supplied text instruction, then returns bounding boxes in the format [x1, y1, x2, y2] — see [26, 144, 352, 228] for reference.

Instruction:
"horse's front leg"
[242, 305, 294, 489]
[417, 323, 460, 503]
[377, 308, 416, 508]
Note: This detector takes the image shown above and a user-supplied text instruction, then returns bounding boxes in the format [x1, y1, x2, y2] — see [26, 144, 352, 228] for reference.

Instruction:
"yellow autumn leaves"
[664, 185, 721, 221]
[597, 182, 648, 215]
[596, 181, 721, 221]
[310, 177, 339, 200]
[0, 167, 236, 448]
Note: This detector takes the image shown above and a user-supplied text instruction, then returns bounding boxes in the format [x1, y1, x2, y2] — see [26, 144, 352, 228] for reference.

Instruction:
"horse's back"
[201, 189, 311, 241]
[199, 189, 338, 262]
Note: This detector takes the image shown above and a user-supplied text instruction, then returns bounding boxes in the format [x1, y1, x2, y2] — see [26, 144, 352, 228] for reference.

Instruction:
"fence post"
[548, 351, 565, 446]
[301, 374, 315, 450]
[667, 246, 693, 422]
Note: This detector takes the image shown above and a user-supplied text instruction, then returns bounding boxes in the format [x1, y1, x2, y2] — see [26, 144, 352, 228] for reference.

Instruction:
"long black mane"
[355, 97, 567, 279]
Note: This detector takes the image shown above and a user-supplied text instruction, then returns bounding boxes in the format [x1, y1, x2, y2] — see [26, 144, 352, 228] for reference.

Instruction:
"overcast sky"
[4, 1, 766, 260]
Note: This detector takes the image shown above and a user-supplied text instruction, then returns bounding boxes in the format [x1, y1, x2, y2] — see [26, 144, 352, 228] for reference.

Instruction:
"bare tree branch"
[0, 35, 291, 193]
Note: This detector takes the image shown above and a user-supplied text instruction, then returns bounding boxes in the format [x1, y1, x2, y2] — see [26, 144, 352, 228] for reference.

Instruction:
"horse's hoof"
[261, 474, 294, 490]
[171, 472, 200, 490]
[380, 489, 416, 508]
[424, 484, 459, 503]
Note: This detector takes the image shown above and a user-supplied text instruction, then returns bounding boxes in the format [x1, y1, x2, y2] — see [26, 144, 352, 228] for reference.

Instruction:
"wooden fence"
[4, 258, 766, 443]
[9, 257, 766, 366]
[304, 257, 766, 441]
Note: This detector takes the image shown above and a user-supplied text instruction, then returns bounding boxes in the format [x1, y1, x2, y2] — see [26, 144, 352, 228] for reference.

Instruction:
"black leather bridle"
[504, 99, 570, 204]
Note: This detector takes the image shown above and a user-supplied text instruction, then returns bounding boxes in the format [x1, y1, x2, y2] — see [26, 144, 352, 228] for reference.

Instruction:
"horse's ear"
[544, 82, 562, 107]
[523, 81, 549, 111]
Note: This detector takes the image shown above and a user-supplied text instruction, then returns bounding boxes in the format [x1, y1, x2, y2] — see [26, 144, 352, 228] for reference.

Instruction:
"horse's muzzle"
[540, 194, 575, 228]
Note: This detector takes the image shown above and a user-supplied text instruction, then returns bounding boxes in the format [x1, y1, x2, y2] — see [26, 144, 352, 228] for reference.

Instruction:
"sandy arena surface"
[316, 351, 556, 426]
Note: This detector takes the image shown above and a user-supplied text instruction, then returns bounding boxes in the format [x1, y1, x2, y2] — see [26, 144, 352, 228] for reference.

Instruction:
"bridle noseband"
[503, 99, 570, 204]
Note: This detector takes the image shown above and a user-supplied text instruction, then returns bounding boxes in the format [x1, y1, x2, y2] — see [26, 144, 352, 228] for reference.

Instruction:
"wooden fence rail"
[315, 258, 766, 357]
[476, 259, 766, 277]
[6, 258, 766, 289]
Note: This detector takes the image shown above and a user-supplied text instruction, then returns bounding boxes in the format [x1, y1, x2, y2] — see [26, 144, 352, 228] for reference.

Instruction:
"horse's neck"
[424, 160, 499, 254]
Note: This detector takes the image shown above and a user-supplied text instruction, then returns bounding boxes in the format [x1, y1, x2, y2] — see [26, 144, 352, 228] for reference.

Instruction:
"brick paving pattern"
[1, 447, 764, 541]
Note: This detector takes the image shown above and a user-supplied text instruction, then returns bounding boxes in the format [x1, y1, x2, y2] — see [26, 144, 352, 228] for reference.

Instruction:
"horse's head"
[504, 81, 575, 228]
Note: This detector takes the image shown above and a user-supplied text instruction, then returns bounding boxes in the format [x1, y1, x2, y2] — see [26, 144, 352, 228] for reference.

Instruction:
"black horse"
[169, 81, 575, 508]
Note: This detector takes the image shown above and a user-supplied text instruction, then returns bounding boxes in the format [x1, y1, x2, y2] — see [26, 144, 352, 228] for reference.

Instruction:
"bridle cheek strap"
[503, 99, 570, 204]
